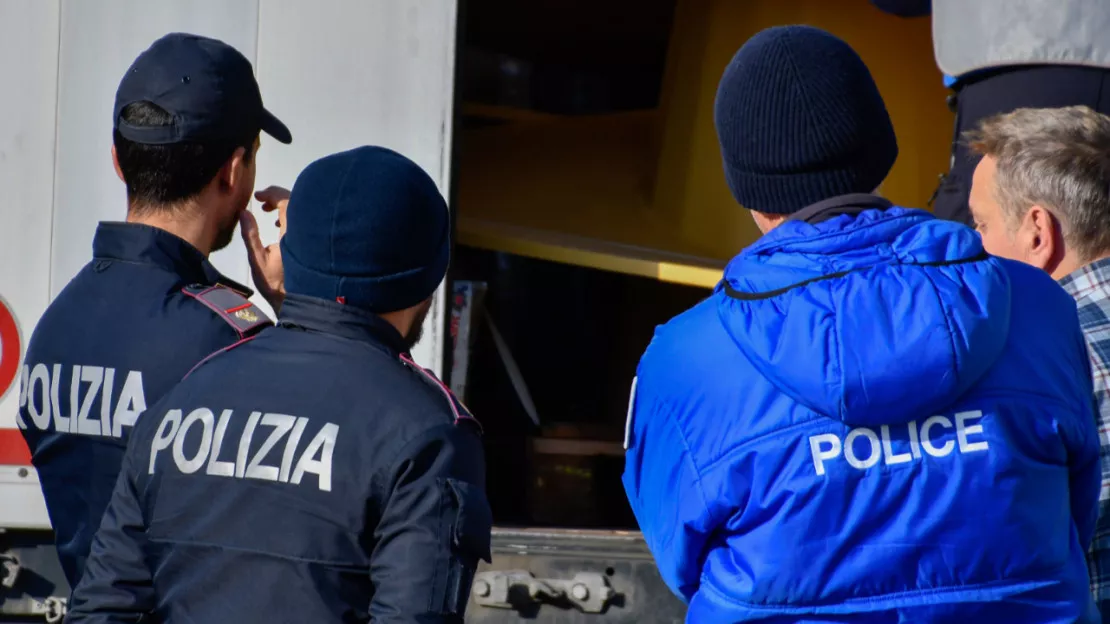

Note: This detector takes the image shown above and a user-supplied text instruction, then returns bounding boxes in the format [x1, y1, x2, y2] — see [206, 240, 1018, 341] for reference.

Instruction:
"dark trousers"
[933, 65, 1110, 225]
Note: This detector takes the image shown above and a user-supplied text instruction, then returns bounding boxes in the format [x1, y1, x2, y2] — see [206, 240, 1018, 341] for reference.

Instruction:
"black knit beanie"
[281, 146, 450, 313]
[714, 25, 898, 215]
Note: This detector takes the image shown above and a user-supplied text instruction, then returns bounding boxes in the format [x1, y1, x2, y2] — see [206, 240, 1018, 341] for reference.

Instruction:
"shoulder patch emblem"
[399, 353, 483, 433]
[234, 307, 260, 323]
[182, 284, 273, 339]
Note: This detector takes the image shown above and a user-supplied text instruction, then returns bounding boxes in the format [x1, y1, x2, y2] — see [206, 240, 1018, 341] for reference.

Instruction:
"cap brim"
[260, 108, 292, 144]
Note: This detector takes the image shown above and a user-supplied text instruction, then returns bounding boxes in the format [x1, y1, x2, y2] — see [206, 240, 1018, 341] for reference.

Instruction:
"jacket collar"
[789, 193, 893, 224]
[92, 222, 253, 295]
[277, 294, 410, 356]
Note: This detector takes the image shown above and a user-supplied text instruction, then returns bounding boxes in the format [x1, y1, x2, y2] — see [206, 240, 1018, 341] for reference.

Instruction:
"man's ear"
[218, 146, 248, 193]
[111, 146, 125, 183]
[1024, 204, 1062, 272]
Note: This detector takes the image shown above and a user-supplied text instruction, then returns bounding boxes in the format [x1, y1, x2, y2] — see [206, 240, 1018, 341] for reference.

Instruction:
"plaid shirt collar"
[1060, 257, 1110, 302]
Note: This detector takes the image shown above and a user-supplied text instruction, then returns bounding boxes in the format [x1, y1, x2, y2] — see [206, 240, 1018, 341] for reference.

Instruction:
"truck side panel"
[50, 0, 263, 304]
[0, 0, 59, 531]
[253, 0, 459, 376]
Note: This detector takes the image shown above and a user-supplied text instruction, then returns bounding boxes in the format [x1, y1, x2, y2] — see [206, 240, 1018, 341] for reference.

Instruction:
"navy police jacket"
[66, 294, 493, 624]
[18, 223, 270, 588]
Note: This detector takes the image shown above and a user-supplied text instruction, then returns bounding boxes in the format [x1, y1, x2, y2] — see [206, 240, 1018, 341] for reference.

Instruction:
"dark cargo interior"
[448, 0, 706, 529]
[449, 248, 707, 528]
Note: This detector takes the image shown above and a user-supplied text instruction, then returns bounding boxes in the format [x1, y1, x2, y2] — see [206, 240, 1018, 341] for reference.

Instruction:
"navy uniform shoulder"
[179, 283, 273, 341]
[388, 354, 483, 435]
[25, 271, 267, 365]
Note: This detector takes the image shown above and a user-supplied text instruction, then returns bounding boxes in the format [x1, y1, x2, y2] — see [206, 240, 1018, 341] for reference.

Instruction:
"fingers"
[254, 185, 291, 212]
[254, 185, 288, 202]
[239, 210, 266, 270]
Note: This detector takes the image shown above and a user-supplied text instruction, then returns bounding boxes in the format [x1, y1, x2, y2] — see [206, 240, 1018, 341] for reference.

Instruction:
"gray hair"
[965, 105, 1110, 261]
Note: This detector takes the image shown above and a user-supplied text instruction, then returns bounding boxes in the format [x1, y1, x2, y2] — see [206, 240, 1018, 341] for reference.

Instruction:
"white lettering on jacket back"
[149, 408, 339, 492]
[808, 411, 989, 476]
[16, 363, 147, 439]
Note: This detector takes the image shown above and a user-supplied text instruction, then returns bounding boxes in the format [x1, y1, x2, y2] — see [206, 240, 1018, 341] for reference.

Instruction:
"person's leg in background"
[932, 65, 1110, 225]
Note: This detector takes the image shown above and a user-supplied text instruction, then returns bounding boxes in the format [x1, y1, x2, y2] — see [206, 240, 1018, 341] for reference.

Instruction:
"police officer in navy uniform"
[17, 32, 292, 591]
[65, 146, 492, 624]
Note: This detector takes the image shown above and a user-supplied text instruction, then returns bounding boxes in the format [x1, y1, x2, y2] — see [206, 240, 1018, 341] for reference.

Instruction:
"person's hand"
[241, 185, 290, 313]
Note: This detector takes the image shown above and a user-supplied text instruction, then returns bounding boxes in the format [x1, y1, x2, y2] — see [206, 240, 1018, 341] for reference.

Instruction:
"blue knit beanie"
[714, 25, 898, 214]
[281, 146, 450, 313]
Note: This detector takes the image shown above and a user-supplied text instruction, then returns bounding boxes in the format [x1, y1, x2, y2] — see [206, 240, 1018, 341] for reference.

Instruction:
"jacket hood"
[718, 206, 1010, 426]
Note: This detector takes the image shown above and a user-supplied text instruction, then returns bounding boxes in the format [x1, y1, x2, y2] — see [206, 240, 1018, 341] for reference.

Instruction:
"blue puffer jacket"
[623, 201, 1100, 623]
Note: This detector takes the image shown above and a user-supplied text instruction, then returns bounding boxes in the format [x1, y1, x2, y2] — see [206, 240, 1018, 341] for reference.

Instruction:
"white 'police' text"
[16, 363, 146, 439]
[808, 411, 989, 476]
[149, 408, 339, 492]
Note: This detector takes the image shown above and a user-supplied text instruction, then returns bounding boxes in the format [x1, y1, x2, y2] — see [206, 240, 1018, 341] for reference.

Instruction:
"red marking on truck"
[0, 429, 31, 465]
[0, 296, 20, 403]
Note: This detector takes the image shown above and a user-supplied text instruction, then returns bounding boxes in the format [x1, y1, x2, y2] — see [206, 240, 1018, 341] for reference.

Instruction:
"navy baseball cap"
[113, 33, 291, 145]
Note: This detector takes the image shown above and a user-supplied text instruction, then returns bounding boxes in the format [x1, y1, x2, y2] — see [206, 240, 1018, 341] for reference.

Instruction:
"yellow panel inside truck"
[457, 0, 952, 284]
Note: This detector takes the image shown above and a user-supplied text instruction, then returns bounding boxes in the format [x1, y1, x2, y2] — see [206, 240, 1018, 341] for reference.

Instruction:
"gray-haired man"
[966, 104, 1110, 616]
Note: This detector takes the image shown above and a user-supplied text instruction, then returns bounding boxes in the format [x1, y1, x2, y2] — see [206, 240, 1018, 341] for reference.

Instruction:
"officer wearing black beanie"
[68, 146, 493, 624]
[624, 25, 1098, 623]
[713, 25, 898, 220]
